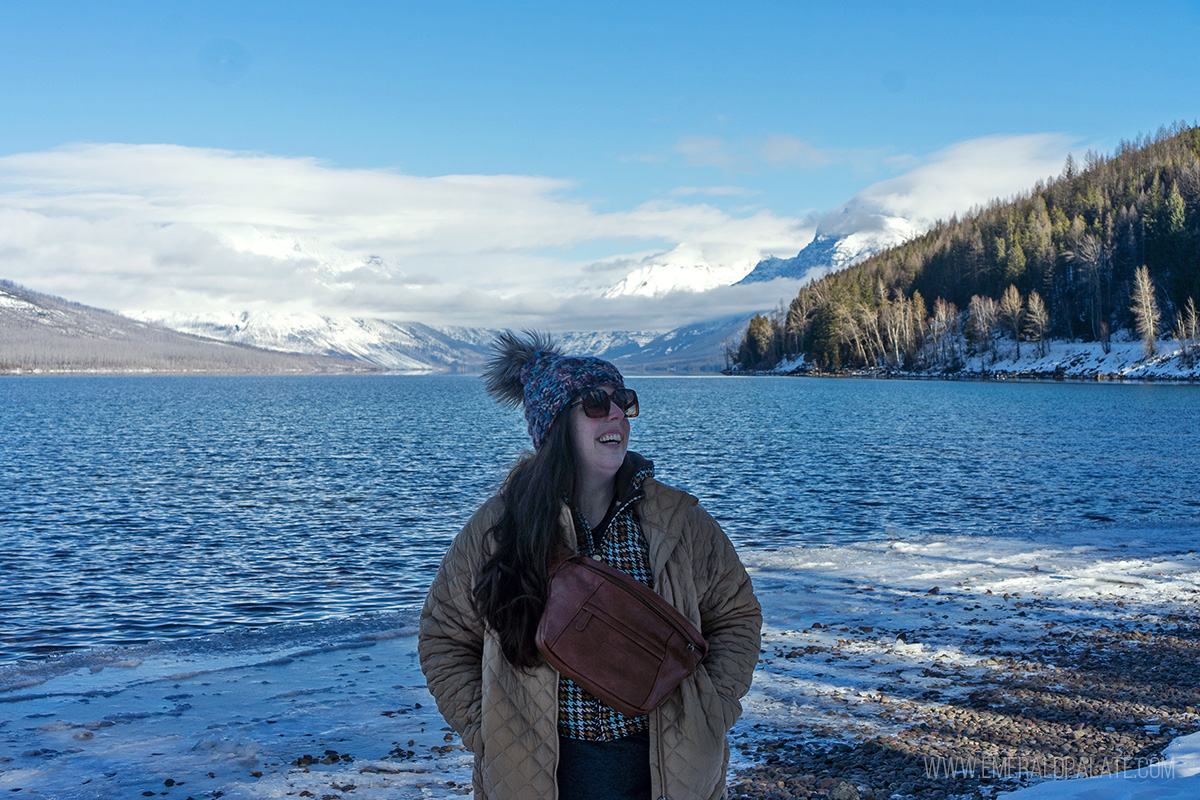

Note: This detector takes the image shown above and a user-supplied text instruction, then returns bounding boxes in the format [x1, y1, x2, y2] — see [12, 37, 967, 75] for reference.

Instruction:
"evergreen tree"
[1005, 240, 1027, 286]
[809, 302, 842, 371]
[1160, 181, 1196, 304]
[739, 313, 778, 369]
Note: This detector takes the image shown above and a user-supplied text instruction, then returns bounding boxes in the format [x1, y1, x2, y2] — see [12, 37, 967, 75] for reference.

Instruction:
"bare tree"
[1130, 265, 1161, 358]
[907, 291, 928, 368]
[925, 298, 961, 370]
[1172, 296, 1199, 367]
[879, 289, 907, 369]
[967, 294, 999, 362]
[783, 290, 816, 356]
[999, 284, 1024, 359]
[1024, 290, 1050, 358]
[836, 301, 869, 367]
[721, 336, 739, 370]
[857, 300, 885, 367]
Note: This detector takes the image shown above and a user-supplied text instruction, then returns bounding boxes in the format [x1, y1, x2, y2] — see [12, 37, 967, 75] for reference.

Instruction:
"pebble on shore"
[729, 599, 1199, 799]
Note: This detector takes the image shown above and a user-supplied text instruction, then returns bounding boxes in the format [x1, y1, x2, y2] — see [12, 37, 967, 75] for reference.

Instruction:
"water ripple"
[2, 374, 1198, 663]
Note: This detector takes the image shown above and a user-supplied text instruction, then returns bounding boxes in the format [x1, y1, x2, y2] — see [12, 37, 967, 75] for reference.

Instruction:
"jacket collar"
[557, 451, 699, 567]
[558, 451, 655, 551]
[612, 451, 654, 515]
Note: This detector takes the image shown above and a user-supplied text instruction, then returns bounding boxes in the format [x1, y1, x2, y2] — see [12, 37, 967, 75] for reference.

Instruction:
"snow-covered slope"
[131, 310, 748, 373]
[0, 281, 367, 374]
[130, 310, 497, 372]
[739, 213, 918, 285]
[600, 243, 768, 298]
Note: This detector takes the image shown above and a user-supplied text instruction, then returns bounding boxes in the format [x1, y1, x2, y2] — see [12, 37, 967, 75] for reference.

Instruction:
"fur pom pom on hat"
[483, 330, 624, 448]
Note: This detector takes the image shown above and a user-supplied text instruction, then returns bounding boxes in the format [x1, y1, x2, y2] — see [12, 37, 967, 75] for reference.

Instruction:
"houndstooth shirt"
[558, 458, 655, 741]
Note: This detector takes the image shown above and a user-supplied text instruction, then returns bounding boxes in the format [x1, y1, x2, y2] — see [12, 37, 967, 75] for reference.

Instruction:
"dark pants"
[557, 730, 652, 800]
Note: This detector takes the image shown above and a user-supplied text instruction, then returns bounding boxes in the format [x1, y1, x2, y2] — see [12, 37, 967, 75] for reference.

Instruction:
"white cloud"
[821, 133, 1076, 236]
[0, 134, 1078, 332]
[0, 143, 809, 328]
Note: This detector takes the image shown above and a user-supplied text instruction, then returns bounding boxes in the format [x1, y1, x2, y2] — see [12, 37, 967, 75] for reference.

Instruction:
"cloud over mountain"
[819, 133, 1076, 237]
[0, 134, 1076, 331]
[0, 143, 810, 330]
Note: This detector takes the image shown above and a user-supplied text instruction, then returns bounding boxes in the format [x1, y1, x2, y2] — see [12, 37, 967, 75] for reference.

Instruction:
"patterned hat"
[483, 331, 624, 449]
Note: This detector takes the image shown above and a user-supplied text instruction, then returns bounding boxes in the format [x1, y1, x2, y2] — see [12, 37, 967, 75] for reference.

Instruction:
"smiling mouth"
[598, 433, 622, 444]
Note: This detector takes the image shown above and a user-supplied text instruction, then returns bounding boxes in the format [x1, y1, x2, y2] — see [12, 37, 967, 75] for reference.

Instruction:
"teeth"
[598, 434, 621, 444]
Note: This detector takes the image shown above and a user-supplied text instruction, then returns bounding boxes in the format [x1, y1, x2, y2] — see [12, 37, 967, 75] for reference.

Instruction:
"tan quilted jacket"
[418, 477, 762, 799]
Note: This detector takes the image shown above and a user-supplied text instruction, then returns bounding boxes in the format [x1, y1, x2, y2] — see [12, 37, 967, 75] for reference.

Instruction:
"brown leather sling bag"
[536, 553, 708, 717]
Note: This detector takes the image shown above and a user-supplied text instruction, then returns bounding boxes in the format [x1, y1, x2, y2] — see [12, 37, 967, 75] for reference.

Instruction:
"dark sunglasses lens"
[579, 388, 639, 418]
[616, 388, 639, 418]
[581, 389, 610, 418]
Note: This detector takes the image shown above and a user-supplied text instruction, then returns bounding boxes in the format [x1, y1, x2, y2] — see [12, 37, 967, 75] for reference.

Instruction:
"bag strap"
[547, 542, 574, 575]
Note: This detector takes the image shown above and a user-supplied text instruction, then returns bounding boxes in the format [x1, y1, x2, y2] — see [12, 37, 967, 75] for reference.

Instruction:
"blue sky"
[2, 1, 1198, 329]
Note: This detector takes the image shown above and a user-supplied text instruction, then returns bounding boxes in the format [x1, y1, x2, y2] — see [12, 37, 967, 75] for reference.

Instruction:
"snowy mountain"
[738, 213, 918, 285]
[0, 281, 371, 374]
[130, 309, 747, 373]
[129, 310, 496, 372]
[598, 243, 773, 298]
[606, 313, 752, 371]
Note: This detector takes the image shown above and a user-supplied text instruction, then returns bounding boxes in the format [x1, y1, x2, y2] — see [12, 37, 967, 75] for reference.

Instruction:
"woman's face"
[569, 384, 631, 486]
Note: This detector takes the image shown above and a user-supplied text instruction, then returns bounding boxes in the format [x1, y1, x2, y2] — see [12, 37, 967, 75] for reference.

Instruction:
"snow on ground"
[0, 619, 477, 800]
[737, 523, 1200, 797]
[961, 336, 1200, 382]
[998, 729, 1200, 799]
[767, 335, 1200, 382]
[2, 522, 1198, 799]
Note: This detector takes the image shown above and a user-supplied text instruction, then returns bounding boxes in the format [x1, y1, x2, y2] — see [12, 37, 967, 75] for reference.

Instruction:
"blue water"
[2, 374, 1199, 664]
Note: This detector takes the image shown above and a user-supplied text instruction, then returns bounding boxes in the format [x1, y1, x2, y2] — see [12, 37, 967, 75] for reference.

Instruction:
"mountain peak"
[737, 213, 921, 286]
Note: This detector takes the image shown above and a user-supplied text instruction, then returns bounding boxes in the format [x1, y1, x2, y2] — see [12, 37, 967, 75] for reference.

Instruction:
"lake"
[2, 374, 1198, 664]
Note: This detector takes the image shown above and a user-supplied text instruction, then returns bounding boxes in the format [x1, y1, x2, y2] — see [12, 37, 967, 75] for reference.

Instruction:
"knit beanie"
[483, 330, 625, 449]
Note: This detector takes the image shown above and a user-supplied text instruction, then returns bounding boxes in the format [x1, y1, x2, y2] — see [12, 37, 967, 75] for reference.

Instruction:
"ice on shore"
[2, 521, 1198, 799]
[999, 730, 1200, 799]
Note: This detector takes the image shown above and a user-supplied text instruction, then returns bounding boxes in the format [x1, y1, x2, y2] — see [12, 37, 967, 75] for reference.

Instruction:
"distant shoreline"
[728, 338, 1200, 385]
[0, 365, 390, 377]
[754, 368, 1199, 385]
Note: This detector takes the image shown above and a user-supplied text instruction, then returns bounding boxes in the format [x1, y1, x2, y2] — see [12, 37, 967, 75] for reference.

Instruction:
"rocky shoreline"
[726, 533, 1200, 800]
[730, 623, 1200, 799]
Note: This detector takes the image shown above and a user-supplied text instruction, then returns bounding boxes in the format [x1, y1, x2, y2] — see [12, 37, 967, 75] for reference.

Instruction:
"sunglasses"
[573, 387, 639, 419]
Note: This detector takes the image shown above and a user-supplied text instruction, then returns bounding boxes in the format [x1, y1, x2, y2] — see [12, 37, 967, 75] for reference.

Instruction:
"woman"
[419, 331, 761, 800]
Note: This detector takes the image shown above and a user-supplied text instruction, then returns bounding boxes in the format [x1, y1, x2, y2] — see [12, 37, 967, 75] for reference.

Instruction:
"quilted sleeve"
[417, 500, 498, 752]
[691, 504, 762, 723]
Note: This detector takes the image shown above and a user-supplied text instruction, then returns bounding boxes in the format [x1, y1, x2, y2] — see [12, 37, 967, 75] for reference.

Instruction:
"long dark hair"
[472, 411, 577, 667]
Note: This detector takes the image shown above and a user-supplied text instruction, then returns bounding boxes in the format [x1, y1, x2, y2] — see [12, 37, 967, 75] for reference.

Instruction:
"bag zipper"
[573, 557, 704, 651]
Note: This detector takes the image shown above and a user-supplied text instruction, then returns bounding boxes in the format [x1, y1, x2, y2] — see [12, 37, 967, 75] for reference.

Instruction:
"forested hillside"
[735, 122, 1200, 372]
